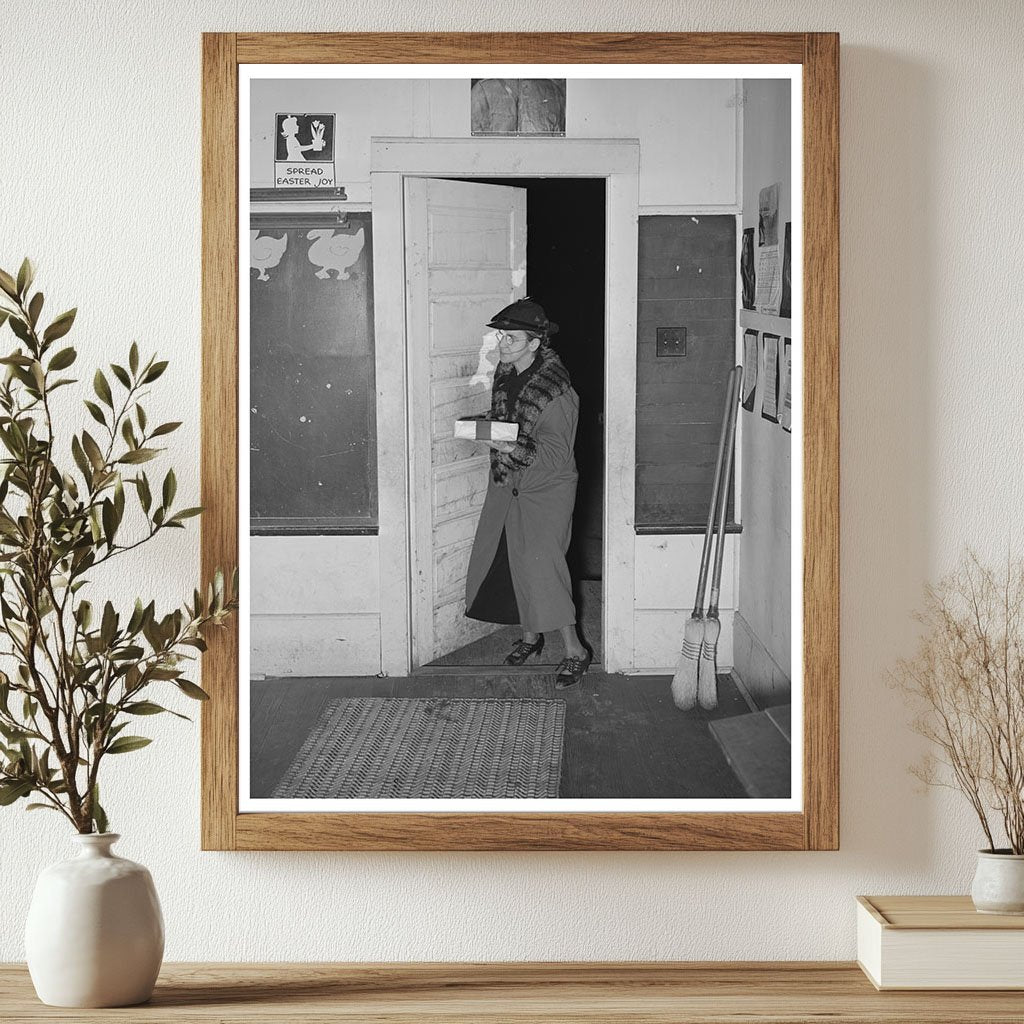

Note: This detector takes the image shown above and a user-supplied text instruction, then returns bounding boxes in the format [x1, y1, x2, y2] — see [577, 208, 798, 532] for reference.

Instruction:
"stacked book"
[857, 895, 1024, 989]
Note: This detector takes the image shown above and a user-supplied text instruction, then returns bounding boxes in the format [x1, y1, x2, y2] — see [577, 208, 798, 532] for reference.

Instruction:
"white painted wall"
[252, 77, 738, 208]
[3, 0, 1023, 964]
[737, 79, 792, 701]
[252, 75, 739, 675]
[249, 536, 380, 676]
[633, 534, 737, 672]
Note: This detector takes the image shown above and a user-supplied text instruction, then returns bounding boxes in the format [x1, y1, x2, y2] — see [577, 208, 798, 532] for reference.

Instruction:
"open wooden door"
[405, 177, 527, 667]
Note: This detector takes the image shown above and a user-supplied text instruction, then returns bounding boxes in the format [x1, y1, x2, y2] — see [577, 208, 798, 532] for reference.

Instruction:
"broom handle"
[708, 369, 743, 617]
[693, 366, 740, 611]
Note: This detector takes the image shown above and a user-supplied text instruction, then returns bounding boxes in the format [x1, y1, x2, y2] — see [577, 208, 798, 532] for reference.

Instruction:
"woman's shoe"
[555, 650, 592, 688]
[503, 635, 545, 666]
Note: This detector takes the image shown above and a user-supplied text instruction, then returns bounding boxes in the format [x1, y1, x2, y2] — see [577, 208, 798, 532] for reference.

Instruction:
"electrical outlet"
[656, 327, 687, 357]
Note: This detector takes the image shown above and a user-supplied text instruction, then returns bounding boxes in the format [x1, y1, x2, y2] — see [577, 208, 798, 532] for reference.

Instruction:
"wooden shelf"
[3, 962, 1024, 1022]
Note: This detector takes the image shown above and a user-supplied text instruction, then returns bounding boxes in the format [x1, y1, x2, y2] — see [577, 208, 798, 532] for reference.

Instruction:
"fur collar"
[489, 346, 571, 484]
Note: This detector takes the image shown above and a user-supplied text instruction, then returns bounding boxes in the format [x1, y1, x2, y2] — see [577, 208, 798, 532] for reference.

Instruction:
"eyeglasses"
[495, 330, 529, 344]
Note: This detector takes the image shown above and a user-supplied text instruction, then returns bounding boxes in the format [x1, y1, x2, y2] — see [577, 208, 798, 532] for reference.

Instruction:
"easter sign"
[274, 113, 336, 188]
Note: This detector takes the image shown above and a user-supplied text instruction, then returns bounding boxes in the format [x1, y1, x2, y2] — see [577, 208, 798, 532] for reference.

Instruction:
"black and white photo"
[241, 68, 800, 811]
[470, 78, 566, 136]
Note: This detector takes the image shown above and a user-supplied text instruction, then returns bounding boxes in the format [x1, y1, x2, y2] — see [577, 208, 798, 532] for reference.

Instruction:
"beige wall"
[4, 0, 1023, 963]
[736, 79, 793, 703]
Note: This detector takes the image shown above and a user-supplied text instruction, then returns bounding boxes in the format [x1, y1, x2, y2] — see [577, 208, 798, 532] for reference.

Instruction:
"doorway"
[482, 178, 606, 585]
[423, 177, 606, 669]
[370, 137, 640, 677]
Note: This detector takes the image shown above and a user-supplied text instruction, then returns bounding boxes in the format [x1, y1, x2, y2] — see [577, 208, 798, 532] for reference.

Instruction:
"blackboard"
[635, 215, 736, 530]
[249, 212, 377, 533]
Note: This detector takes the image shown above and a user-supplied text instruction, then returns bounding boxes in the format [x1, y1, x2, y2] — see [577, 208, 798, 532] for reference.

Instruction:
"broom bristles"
[698, 616, 721, 710]
[671, 616, 704, 710]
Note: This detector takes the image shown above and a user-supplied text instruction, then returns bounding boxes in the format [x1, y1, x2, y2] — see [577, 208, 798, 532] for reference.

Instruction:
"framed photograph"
[202, 32, 838, 851]
[470, 78, 567, 136]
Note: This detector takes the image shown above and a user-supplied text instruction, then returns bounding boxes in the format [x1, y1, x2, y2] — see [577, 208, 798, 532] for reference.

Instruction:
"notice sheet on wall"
[761, 333, 780, 423]
[742, 329, 759, 413]
[780, 338, 792, 433]
[780, 221, 792, 319]
[755, 182, 782, 315]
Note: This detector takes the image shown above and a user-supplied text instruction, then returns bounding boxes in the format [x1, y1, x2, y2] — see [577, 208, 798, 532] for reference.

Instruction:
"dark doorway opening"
[425, 176, 606, 669]
[526, 178, 606, 584]
[470, 177, 606, 582]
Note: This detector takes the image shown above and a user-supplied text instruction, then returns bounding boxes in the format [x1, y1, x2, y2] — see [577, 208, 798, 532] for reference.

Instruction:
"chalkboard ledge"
[250, 523, 378, 537]
[635, 522, 742, 536]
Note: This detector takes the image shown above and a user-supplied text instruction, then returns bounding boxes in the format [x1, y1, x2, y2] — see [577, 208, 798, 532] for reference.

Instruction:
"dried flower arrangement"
[894, 551, 1024, 854]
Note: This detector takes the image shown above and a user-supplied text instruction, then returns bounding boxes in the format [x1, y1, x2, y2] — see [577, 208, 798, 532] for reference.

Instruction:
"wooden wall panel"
[249, 535, 380, 616]
[634, 609, 736, 674]
[250, 613, 381, 678]
[635, 534, 737, 610]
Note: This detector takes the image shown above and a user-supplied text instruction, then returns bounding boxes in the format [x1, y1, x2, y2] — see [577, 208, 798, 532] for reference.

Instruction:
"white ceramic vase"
[25, 833, 164, 1007]
[970, 850, 1024, 915]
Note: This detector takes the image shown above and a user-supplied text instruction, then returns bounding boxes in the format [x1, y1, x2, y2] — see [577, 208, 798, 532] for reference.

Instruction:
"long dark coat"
[465, 376, 579, 633]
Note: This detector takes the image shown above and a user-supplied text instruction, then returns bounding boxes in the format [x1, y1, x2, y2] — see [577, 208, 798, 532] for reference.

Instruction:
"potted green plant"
[0, 259, 237, 1006]
[895, 551, 1024, 914]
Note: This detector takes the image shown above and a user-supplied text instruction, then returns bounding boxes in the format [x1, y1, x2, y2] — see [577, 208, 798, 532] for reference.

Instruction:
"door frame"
[370, 137, 640, 676]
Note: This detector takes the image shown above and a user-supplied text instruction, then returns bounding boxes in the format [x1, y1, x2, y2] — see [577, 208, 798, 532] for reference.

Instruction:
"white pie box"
[454, 418, 519, 442]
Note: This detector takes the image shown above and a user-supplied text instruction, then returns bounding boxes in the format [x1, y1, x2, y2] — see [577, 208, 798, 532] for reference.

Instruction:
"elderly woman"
[464, 298, 592, 687]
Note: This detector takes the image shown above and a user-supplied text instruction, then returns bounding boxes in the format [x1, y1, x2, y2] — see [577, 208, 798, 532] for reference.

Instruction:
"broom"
[671, 366, 740, 710]
[698, 367, 743, 711]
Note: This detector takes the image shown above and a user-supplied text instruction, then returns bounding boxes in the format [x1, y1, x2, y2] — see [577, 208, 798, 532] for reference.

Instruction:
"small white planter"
[971, 850, 1024, 915]
[25, 833, 164, 1007]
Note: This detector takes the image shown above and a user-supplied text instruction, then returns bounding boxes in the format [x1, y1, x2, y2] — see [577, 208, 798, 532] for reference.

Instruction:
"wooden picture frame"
[201, 32, 839, 851]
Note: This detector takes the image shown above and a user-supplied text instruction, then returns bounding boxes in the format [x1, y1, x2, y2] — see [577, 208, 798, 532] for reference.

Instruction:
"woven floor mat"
[271, 697, 566, 799]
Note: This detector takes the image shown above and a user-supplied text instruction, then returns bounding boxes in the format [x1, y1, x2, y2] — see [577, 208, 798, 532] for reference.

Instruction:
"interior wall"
[249, 536, 381, 677]
[5, 0, 1023, 964]
[251, 74, 740, 676]
[736, 79, 793, 703]
[252, 78, 739, 208]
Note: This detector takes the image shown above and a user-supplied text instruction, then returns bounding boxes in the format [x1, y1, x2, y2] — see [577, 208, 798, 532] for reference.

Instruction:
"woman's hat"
[486, 297, 559, 336]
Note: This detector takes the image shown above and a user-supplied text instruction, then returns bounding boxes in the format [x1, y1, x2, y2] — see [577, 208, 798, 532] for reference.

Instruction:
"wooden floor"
[250, 670, 754, 800]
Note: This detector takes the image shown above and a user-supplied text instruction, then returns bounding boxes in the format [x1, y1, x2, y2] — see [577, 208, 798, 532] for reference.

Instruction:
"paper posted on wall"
[742, 330, 759, 413]
[761, 333, 780, 423]
[755, 182, 782, 315]
[780, 338, 792, 432]
[780, 222, 792, 319]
